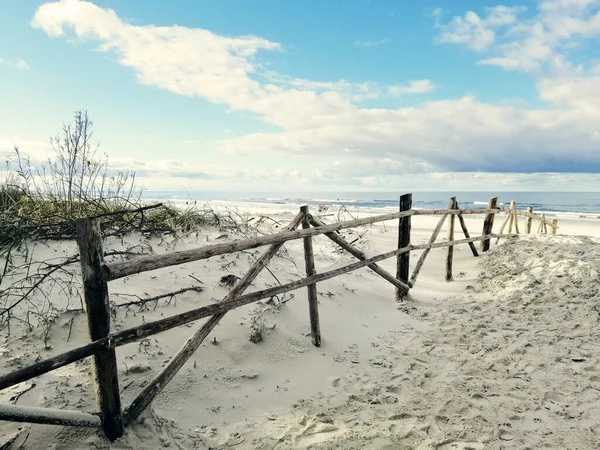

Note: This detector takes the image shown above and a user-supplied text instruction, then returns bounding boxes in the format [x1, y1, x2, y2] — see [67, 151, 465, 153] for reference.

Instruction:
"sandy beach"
[2, 203, 600, 449]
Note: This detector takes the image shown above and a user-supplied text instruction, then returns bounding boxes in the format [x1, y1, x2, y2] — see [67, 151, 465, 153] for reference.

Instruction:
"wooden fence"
[0, 195, 558, 441]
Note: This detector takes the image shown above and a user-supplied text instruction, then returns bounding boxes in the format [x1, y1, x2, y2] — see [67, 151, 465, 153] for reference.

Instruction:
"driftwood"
[309, 216, 410, 291]
[409, 214, 447, 288]
[301, 206, 321, 347]
[75, 219, 123, 441]
[395, 194, 412, 301]
[107, 208, 502, 280]
[446, 198, 457, 282]
[122, 212, 305, 426]
[0, 403, 101, 427]
[481, 197, 499, 252]
[0, 231, 521, 393]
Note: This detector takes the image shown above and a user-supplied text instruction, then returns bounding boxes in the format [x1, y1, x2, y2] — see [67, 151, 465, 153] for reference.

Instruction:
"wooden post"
[526, 207, 533, 234]
[551, 219, 558, 235]
[507, 201, 515, 233]
[481, 197, 498, 252]
[395, 194, 412, 301]
[75, 219, 123, 441]
[301, 206, 321, 347]
[512, 201, 520, 234]
[446, 197, 456, 282]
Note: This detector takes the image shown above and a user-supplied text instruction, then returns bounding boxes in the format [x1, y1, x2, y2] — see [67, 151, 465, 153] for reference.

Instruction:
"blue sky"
[1, 0, 600, 191]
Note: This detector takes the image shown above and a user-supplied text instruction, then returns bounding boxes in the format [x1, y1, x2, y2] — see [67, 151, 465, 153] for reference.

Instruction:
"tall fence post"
[76, 218, 124, 441]
[551, 219, 558, 235]
[481, 197, 498, 252]
[300, 206, 321, 347]
[526, 206, 533, 234]
[395, 193, 412, 301]
[446, 197, 457, 282]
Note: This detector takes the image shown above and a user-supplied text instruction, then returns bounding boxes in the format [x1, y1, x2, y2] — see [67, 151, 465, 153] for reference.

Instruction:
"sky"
[1, 0, 600, 192]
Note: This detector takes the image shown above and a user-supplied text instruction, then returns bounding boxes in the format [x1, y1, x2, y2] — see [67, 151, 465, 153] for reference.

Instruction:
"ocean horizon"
[142, 191, 600, 221]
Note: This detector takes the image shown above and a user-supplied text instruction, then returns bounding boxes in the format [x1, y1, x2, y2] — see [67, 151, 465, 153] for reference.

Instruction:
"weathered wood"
[107, 208, 502, 280]
[542, 214, 548, 233]
[494, 212, 512, 245]
[0, 232, 521, 392]
[512, 202, 520, 234]
[301, 206, 321, 347]
[409, 214, 448, 288]
[526, 207, 533, 233]
[0, 403, 101, 428]
[123, 212, 305, 426]
[108, 210, 410, 280]
[507, 201, 515, 234]
[455, 200, 478, 257]
[309, 216, 410, 291]
[395, 194, 412, 301]
[446, 198, 457, 282]
[75, 219, 123, 441]
[481, 197, 499, 252]
[413, 209, 501, 215]
[552, 219, 558, 234]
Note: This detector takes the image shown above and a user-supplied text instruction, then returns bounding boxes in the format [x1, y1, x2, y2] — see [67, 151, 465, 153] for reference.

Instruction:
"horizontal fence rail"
[107, 208, 503, 280]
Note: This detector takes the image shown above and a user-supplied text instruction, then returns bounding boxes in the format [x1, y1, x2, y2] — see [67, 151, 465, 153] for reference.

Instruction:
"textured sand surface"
[1, 207, 600, 449]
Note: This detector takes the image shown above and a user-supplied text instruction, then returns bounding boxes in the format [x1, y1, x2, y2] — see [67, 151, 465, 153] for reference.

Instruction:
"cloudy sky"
[1, 0, 600, 191]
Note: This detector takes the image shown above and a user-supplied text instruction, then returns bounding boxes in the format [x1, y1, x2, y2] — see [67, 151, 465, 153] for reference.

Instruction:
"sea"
[142, 191, 600, 221]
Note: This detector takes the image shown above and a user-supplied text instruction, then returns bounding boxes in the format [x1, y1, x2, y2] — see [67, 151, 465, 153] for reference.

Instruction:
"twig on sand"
[113, 286, 204, 308]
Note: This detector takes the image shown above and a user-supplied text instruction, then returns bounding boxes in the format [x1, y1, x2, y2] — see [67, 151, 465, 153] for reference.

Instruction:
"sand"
[1, 205, 600, 449]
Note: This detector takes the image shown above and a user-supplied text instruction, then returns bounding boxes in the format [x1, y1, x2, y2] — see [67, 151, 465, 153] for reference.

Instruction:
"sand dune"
[1, 211, 600, 449]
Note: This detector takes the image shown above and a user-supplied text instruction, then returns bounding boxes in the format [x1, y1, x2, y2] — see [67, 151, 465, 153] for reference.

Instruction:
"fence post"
[526, 207, 533, 234]
[446, 197, 457, 282]
[300, 206, 321, 347]
[76, 218, 124, 441]
[481, 197, 498, 252]
[551, 219, 558, 235]
[395, 193, 412, 301]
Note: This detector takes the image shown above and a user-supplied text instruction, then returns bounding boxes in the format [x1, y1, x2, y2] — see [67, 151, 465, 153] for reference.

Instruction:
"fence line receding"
[0, 195, 558, 440]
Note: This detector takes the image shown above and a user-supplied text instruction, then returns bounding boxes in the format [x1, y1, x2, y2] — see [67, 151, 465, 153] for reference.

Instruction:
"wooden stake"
[123, 212, 305, 425]
[507, 201, 515, 233]
[395, 194, 412, 301]
[446, 197, 456, 282]
[309, 216, 410, 291]
[409, 214, 447, 287]
[526, 207, 533, 234]
[512, 201, 520, 234]
[552, 219, 558, 234]
[481, 197, 499, 252]
[75, 219, 123, 442]
[301, 206, 321, 347]
[455, 200, 478, 257]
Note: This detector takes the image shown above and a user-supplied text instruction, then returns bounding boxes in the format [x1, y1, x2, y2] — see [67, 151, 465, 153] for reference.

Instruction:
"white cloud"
[28, 0, 600, 187]
[355, 38, 390, 47]
[0, 57, 30, 70]
[389, 80, 436, 95]
[437, 1, 600, 73]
